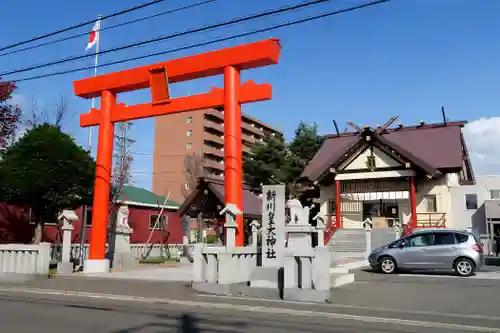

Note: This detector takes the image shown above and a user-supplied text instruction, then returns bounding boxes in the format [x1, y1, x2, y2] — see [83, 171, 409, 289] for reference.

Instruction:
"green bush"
[139, 257, 179, 264]
[206, 234, 218, 244]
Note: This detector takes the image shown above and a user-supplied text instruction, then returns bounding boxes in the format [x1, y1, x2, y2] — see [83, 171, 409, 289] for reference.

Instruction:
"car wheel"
[379, 256, 397, 274]
[454, 258, 475, 277]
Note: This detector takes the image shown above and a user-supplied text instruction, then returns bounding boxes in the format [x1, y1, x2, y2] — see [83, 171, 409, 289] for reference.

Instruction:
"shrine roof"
[178, 177, 261, 219]
[302, 120, 469, 182]
[116, 185, 180, 210]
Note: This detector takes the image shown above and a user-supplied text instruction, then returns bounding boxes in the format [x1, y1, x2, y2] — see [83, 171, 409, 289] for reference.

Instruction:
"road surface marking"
[396, 272, 500, 280]
[0, 287, 498, 332]
[198, 293, 500, 321]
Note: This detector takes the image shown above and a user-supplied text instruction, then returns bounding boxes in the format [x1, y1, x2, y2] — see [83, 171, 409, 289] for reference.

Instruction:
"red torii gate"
[73, 39, 281, 272]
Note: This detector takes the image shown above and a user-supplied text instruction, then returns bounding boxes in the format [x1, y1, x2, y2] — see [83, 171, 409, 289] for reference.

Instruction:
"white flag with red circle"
[86, 20, 100, 51]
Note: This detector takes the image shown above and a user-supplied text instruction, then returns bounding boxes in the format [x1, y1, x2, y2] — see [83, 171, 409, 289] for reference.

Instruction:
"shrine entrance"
[73, 39, 281, 273]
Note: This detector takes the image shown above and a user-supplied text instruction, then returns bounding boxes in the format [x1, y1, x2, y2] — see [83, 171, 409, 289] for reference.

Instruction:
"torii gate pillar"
[224, 66, 244, 247]
[74, 39, 281, 273]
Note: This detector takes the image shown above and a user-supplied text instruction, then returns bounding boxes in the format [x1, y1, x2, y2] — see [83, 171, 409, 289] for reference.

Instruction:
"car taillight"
[472, 244, 483, 253]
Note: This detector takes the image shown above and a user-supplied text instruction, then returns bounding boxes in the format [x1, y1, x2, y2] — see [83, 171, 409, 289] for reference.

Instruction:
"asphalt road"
[0, 270, 500, 332]
[0, 290, 498, 333]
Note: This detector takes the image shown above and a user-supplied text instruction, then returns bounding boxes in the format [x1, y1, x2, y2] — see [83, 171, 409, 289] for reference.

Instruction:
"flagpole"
[88, 15, 101, 153]
[80, 15, 102, 269]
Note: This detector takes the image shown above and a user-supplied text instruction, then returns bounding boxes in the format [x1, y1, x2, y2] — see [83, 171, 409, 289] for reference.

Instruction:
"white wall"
[449, 175, 500, 234]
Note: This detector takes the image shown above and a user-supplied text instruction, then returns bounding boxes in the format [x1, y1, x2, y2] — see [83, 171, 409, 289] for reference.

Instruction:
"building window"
[28, 208, 56, 225]
[83, 207, 92, 226]
[423, 195, 437, 212]
[186, 116, 192, 124]
[28, 209, 37, 224]
[149, 214, 166, 230]
[187, 130, 193, 137]
[186, 142, 192, 150]
[490, 190, 500, 199]
[465, 194, 478, 210]
[184, 183, 190, 190]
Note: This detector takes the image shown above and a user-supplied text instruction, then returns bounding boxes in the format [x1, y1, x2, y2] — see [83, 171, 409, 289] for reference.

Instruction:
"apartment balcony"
[203, 146, 224, 158]
[204, 109, 224, 122]
[204, 108, 270, 137]
[203, 158, 224, 171]
[204, 121, 224, 135]
[204, 132, 224, 146]
[242, 132, 260, 146]
[242, 121, 265, 137]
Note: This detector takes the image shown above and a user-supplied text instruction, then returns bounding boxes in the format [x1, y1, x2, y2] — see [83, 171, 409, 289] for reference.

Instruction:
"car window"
[408, 233, 434, 247]
[434, 232, 456, 245]
[470, 233, 482, 244]
[455, 233, 469, 244]
[389, 239, 406, 248]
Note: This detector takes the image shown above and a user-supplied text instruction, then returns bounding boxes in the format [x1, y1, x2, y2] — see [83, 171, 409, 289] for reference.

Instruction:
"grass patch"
[139, 257, 180, 264]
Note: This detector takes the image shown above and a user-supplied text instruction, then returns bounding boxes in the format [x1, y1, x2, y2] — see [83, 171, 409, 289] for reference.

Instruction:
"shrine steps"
[327, 228, 367, 253]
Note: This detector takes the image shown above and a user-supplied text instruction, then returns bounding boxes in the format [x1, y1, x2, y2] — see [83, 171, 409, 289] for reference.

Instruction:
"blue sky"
[2, 0, 499, 189]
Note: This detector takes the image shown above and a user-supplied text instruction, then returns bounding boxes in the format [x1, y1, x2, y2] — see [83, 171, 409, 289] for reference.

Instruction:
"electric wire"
[1, 0, 356, 77]
[0, 0, 216, 58]
[12, 0, 390, 83]
[0, 0, 169, 52]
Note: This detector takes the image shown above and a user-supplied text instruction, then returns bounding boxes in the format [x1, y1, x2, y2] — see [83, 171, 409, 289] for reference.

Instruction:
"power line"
[0, 0, 216, 58]
[2, 0, 346, 77]
[0, 0, 168, 53]
[13, 0, 390, 83]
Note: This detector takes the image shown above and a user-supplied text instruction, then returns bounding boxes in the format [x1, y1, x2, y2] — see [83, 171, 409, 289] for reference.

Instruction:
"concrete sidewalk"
[82, 263, 193, 282]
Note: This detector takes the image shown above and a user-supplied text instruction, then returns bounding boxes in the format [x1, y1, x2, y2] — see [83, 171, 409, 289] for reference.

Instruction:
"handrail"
[324, 215, 342, 245]
[403, 212, 447, 236]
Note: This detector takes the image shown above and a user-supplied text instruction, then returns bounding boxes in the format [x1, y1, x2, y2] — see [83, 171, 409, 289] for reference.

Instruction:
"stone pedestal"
[363, 219, 373, 258]
[83, 259, 110, 273]
[59, 222, 74, 274]
[220, 203, 242, 249]
[250, 266, 283, 289]
[107, 226, 138, 270]
[57, 210, 79, 274]
[250, 220, 260, 247]
[313, 215, 326, 247]
[286, 224, 315, 256]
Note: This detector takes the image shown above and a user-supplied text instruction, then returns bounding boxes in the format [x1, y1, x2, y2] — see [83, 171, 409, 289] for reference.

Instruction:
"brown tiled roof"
[178, 177, 262, 218]
[302, 121, 467, 182]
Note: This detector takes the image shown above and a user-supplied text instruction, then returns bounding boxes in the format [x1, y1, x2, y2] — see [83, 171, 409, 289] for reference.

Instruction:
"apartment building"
[152, 108, 282, 203]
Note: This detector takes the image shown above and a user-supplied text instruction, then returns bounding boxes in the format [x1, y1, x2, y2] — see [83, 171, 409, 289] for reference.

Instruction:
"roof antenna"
[441, 106, 447, 126]
[376, 116, 399, 134]
[332, 120, 340, 137]
[347, 121, 363, 132]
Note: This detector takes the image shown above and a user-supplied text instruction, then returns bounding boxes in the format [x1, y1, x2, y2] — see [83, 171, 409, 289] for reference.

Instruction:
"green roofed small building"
[32, 185, 184, 245]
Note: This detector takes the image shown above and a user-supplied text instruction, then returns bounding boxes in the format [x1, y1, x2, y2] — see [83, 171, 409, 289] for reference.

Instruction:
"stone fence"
[192, 242, 333, 302]
[193, 245, 260, 284]
[50, 243, 189, 262]
[0, 242, 190, 277]
[0, 243, 52, 275]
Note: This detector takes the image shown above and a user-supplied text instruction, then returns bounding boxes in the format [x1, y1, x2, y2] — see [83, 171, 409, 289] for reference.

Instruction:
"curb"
[330, 259, 369, 274]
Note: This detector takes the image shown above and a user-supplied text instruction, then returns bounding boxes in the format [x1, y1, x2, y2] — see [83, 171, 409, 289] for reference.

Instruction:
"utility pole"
[112, 121, 135, 198]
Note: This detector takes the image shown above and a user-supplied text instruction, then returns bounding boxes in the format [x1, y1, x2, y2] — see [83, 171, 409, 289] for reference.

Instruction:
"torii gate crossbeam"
[74, 39, 281, 273]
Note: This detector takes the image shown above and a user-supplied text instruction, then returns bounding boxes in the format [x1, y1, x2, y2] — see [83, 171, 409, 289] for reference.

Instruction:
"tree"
[243, 122, 324, 199]
[0, 124, 95, 243]
[0, 79, 21, 151]
[182, 151, 204, 198]
[243, 134, 296, 190]
[288, 122, 324, 168]
[24, 94, 71, 130]
[110, 121, 134, 204]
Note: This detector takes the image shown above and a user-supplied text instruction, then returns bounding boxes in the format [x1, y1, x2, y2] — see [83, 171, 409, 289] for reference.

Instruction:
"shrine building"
[302, 119, 476, 241]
